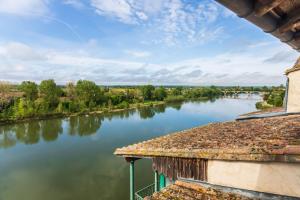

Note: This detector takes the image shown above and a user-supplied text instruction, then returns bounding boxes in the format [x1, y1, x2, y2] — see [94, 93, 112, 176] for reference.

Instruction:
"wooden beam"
[291, 21, 300, 32]
[255, 0, 285, 16]
[295, 34, 300, 42]
[279, 11, 300, 33]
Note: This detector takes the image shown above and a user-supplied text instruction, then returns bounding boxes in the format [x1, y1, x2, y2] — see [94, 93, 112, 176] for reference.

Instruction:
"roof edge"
[114, 149, 300, 163]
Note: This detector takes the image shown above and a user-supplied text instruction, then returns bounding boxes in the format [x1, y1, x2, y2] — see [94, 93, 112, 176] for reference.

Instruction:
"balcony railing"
[135, 183, 155, 200]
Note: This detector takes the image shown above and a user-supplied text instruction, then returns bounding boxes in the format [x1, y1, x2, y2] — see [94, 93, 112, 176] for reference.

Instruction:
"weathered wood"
[255, 0, 285, 16]
[291, 21, 300, 32]
[279, 9, 300, 33]
[152, 157, 207, 181]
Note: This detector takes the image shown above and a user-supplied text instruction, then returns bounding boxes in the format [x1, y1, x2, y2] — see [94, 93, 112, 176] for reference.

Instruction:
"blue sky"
[0, 0, 299, 86]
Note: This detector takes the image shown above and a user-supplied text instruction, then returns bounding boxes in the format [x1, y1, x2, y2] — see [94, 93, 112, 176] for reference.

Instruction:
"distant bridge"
[222, 91, 267, 95]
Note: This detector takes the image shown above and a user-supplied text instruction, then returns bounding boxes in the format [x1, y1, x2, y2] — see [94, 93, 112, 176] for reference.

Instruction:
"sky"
[0, 0, 299, 86]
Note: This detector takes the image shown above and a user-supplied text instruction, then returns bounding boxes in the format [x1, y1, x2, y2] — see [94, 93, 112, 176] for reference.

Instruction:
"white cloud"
[0, 0, 49, 16]
[0, 42, 45, 61]
[156, 0, 224, 45]
[135, 11, 148, 20]
[0, 41, 297, 86]
[63, 0, 85, 9]
[125, 50, 151, 58]
[91, 0, 134, 24]
[89, 0, 228, 45]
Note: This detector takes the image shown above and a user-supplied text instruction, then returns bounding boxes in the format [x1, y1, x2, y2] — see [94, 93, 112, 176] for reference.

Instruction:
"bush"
[255, 101, 273, 110]
[164, 95, 185, 103]
[116, 101, 130, 109]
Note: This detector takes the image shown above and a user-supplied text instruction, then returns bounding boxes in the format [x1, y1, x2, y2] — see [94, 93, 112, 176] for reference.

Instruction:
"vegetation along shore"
[0, 80, 285, 125]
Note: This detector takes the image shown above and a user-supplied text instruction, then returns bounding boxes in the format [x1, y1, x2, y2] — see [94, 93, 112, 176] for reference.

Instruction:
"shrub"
[164, 95, 185, 103]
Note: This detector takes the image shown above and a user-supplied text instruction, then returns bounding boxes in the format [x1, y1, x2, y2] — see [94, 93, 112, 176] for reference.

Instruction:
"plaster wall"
[287, 70, 300, 113]
[207, 160, 300, 197]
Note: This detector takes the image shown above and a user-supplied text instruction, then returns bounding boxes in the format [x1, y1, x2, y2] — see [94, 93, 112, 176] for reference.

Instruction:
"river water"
[0, 95, 260, 200]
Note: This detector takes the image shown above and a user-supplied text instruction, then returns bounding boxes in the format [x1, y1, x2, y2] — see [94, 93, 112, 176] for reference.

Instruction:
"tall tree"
[140, 85, 155, 100]
[20, 81, 38, 101]
[75, 80, 101, 106]
[39, 79, 59, 109]
[154, 87, 167, 100]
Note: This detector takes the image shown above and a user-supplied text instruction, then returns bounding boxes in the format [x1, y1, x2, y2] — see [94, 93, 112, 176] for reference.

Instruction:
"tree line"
[0, 80, 284, 121]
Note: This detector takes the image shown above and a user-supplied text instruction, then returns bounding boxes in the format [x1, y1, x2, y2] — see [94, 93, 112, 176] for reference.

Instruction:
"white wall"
[207, 160, 300, 197]
[287, 70, 300, 113]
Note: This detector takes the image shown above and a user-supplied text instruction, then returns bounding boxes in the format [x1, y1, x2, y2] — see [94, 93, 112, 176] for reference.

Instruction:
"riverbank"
[0, 101, 166, 126]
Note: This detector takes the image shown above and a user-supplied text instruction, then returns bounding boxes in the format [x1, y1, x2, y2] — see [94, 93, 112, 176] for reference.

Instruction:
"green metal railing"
[135, 183, 155, 200]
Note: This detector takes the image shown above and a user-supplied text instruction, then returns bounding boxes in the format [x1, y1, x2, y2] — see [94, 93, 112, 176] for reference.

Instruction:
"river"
[0, 95, 260, 200]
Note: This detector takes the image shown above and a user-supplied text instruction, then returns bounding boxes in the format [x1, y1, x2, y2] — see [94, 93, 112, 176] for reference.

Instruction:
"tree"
[171, 87, 182, 96]
[153, 87, 167, 100]
[75, 80, 102, 107]
[140, 85, 155, 101]
[20, 81, 38, 101]
[65, 82, 76, 99]
[39, 79, 59, 109]
[14, 98, 25, 118]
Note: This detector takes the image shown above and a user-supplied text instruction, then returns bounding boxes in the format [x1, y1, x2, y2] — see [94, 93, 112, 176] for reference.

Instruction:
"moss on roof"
[145, 181, 256, 200]
[115, 114, 300, 162]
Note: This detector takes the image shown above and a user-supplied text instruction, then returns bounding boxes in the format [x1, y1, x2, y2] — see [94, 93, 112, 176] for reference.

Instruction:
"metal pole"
[154, 171, 159, 192]
[159, 174, 166, 190]
[130, 160, 135, 200]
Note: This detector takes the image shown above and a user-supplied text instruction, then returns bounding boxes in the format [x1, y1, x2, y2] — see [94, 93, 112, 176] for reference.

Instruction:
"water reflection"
[0, 129, 16, 148]
[0, 98, 248, 149]
[16, 121, 41, 144]
[0, 103, 183, 149]
[68, 115, 102, 136]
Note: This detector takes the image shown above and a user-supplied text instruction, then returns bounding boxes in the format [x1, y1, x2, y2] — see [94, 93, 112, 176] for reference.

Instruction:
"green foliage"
[171, 87, 182, 96]
[39, 79, 60, 109]
[19, 81, 38, 101]
[153, 87, 167, 101]
[76, 80, 102, 107]
[140, 85, 155, 100]
[255, 101, 273, 110]
[15, 98, 25, 118]
[266, 90, 285, 107]
[2, 81, 285, 122]
[256, 89, 285, 110]
[117, 101, 130, 109]
[65, 82, 76, 99]
[184, 86, 222, 99]
[164, 95, 185, 103]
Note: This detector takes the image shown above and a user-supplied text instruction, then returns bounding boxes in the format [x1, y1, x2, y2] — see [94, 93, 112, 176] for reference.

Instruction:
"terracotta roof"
[114, 114, 300, 162]
[286, 56, 300, 74]
[145, 181, 256, 200]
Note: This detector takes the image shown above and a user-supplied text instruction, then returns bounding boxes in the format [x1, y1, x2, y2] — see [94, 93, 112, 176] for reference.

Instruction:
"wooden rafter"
[291, 21, 300, 32]
[279, 10, 300, 33]
[295, 34, 300, 42]
[255, 0, 285, 16]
